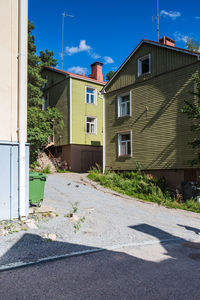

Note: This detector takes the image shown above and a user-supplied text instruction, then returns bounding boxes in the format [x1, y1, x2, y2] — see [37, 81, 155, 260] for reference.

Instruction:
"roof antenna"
[61, 12, 74, 70]
[157, 0, 160, 41]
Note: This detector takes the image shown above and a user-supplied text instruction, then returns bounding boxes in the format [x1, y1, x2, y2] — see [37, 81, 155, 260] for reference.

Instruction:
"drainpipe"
[18, 0, 28, 219]
[99, 92, 105, 173]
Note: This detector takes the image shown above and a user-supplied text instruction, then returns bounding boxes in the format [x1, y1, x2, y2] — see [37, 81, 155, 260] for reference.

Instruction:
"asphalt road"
[0, 241, 200, 300]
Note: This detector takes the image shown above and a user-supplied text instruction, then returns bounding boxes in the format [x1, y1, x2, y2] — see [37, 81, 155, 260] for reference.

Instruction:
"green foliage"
[88, 169, 200, 213]
[39, 49, 58, 67]
[186, 38, 199, 52]
[42, 165, 51, 174]
[106, 70, 115, 81]
[182, 74, 200, 165]
[28, 21, 63, 163]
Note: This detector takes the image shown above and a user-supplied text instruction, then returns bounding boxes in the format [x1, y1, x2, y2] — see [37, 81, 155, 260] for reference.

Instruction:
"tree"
[39, 49, 58, 67]
[186, 38, 199, 52]
[182, 74, 200, 165]
[28, 21, 63, 163]
[106, 70, 115, 81]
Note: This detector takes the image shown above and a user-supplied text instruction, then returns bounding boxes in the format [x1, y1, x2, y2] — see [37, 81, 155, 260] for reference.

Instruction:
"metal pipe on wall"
[18, 0, 28, 218]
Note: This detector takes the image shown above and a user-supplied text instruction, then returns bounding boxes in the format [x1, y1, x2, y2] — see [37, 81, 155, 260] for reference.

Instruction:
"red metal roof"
[45, 66, 107, 85]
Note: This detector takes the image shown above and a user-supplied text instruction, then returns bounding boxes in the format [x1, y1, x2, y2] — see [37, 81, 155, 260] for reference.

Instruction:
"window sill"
[85, 133, 97, 135]
[85, 102, 97, 105]
[117, 114, 131, 119]
[138, 71, 151, 78]
[118, 154, 132, 158]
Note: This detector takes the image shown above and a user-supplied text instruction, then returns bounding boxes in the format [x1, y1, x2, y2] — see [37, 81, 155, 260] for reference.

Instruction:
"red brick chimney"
[90, 62, 103, 82]
[159, 36, 175, 47]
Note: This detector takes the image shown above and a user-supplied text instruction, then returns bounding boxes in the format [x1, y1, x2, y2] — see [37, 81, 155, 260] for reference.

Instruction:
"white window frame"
[42, 93, 49, 110]
[138, 54, 151, 77]
[42, 75, 48, 89]
[85, 86, 97, 105]
[117, 90, 132, 118]
[85, 116, 97, 134]
[118, 130, 132, 157]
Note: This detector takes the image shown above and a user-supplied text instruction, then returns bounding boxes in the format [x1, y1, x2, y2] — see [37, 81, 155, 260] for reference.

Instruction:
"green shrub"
[88, 168, 200, 213]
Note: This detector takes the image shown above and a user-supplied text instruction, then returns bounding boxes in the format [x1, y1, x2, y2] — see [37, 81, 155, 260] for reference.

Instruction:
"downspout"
[99, 92, 105, 173]
[18, 0, 28, 219]
[102, 95, 105, 173]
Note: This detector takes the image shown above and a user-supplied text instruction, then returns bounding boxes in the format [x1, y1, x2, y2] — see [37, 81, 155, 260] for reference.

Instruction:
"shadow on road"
[0, 224, 200, 299]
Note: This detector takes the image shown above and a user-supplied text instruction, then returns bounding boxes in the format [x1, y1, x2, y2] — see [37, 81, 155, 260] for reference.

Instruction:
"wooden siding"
[42, 69, 70, 146]
[105, 43, 197, 93]
[105, 62, 200, 171]
[71, 78, 103, 146]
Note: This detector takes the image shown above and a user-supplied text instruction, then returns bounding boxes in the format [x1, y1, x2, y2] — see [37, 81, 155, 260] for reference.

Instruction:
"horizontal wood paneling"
[105, 62, 200, 171]
[106, 43, 197, 93]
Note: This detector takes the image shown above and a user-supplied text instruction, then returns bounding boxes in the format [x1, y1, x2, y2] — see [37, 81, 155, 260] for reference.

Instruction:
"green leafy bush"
[88, 169, 200, 213]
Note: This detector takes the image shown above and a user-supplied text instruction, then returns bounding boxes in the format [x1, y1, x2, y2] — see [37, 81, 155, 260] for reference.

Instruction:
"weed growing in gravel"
[88, 168, 200, 213]
[64, 201, 79, 218]
[74, 217, 85, 233]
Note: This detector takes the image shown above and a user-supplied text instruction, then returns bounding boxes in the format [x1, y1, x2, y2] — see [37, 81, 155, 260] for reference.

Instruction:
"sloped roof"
[44, 66, 106, 85]
[102, 39, 200, 93]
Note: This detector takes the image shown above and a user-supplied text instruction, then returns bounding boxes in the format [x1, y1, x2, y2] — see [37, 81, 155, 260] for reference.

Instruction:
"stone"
[48, 233, 56, 241]
[0, 229, 8, 236]
[26, 219, 38, 229]
[70, 214, 79, 222]
[36, 206, 54, 213]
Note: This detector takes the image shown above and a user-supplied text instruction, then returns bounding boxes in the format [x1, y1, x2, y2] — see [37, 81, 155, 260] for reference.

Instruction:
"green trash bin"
[29, 172, 47, 206]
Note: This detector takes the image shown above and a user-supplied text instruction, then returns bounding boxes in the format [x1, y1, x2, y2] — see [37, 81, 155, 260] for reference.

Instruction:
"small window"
[42, 94, 49, 110]
[42, 75, 48, 89]
[118, 132, 132, 157]
[86, 117, 97, 134]
[118, 92, 131, 117]
[138, 54, 151, 77]
[86, 87, 96, 104]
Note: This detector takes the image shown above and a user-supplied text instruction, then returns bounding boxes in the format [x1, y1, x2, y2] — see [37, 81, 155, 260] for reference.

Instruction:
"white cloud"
[103, 56, 114, 64]
[160, 10, 181, 20]
[91, 53, 101, 59]
[65, 40, 91, 55]
[67, 66, 88, 75]
[174, 32, 190, 43]
[195, 16, 200, 20]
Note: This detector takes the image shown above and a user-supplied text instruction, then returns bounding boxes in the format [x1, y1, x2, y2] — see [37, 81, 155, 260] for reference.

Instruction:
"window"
[138, 54, 151, 77]
[42, 75, 48, 89]
[118, 132, 132, 156]
[86, 87, 96, 104]
[42, 94, 49, 110]
[86, 117, 97, 134]
[118, 92, 131, 117]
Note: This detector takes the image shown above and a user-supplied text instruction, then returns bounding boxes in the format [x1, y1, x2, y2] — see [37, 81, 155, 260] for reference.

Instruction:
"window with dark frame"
[118, 132, 131, 156]
[86, 117, 96, 134]
[138, 54, 151, 76]
[86, 87, 96, 104]
[118, 93, 130, 117]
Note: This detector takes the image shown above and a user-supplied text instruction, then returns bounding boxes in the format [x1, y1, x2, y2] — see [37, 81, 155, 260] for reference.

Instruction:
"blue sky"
[29, 0, 200, 78]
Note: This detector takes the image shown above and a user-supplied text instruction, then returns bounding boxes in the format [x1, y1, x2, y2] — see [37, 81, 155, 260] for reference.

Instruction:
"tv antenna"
[156, 0, 159, 41]
[152, 0, 160, 41]
[61, 11, 74, 70]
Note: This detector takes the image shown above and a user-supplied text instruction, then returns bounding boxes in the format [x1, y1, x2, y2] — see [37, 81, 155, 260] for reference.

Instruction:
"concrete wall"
[0, 0, 19, 142]
[0, 0, 29, 220]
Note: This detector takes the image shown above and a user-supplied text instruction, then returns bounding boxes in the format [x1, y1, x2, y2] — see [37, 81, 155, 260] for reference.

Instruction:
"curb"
[0, 237, 182, 272]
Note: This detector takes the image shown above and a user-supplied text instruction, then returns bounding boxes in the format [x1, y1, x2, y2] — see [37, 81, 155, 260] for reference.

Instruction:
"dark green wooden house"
[102, 36, 200, 189]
